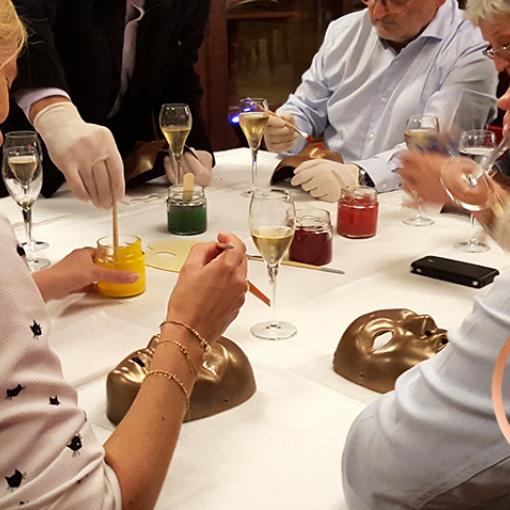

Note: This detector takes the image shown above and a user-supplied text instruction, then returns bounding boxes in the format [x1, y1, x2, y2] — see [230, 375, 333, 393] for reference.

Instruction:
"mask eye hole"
[131, 356, 146, 368]
[372, 331, 393, 351]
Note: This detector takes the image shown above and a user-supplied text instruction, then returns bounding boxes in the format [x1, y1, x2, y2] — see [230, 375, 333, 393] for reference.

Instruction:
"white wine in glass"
[239, 97, 269, 197]
[159, 103, 192, 185]
[252, 226, 294, 266]
[403, 114, 440, 227]
[2, 131, 50, 271]
[249, 189, 296, 340]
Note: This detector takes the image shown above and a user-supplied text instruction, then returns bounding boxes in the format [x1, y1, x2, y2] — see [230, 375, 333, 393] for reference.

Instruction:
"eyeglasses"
[361, 0, 412, 12]
[483, 44, 510, 61]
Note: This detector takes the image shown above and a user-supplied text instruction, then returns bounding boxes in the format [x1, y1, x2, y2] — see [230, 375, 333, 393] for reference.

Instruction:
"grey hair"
[465, 0, 510, 25]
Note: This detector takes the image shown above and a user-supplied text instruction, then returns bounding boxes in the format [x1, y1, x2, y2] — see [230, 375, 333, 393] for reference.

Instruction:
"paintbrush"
[247, 254, 345, 275]
[217, 243, 271, 306]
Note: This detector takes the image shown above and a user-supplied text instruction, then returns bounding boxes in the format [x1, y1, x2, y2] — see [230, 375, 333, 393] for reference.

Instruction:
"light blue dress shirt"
[342, 270, 510, 509]
[277, 0, 498, 192]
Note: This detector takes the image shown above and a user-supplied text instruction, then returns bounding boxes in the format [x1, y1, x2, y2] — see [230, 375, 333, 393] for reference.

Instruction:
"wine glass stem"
[267, 264, 279, 328]
[175, 153, 183, 185]
[22, 207, 34, 262]
[469, 214, 477, 243]
[416, 200, 423, 219]
[251, 148, 258, 191]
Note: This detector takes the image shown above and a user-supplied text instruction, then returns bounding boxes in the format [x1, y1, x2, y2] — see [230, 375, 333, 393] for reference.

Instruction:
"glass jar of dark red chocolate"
[289, 207, 333, 266]
[337, 187, 378, 239]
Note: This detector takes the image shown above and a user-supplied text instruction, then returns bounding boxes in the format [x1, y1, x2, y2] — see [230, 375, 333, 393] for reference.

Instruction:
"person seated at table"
[264, 0, 497, 202]
[342, 2, 510, 507]
[0, 5, 248, 508]
[0, 0, 214, 209]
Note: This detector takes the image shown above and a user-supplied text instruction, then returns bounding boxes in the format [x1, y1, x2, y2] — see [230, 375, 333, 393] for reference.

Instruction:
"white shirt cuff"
[14, 87, 71, 120]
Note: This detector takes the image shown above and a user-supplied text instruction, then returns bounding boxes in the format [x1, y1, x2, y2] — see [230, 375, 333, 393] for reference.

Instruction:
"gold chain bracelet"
[157, 337, 199, 375]
[160, 319, 211, 352]
[145, 369, 190, 411]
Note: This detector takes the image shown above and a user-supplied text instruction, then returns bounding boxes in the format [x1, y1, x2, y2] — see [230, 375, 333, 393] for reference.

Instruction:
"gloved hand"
[164, 148, 213, 186]
[264, 113, 298, 153]
[291, 160, 360, 202]
[33, 101, 124, 208]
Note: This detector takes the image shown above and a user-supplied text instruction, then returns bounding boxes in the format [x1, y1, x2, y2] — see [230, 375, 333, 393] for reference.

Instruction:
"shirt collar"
[372, 0, 457, 48]
[416, 0, 456, 42]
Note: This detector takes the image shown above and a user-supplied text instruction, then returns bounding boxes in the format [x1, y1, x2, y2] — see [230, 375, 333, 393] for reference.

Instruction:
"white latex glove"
[291, 160, 360, 202]
[263, 113, 298, 153]
[33, 102, 124, 208]
[164, 148, 213, 186]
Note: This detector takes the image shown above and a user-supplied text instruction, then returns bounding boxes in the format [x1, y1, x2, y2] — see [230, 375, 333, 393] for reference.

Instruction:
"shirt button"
[368, 133, 374, 139]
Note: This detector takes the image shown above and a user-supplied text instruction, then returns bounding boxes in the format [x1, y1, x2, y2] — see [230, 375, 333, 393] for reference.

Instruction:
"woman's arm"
[104, 232, 247, 509]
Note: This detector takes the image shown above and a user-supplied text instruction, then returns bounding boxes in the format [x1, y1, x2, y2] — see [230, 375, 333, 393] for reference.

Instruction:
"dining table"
[2, 148, 509, 510]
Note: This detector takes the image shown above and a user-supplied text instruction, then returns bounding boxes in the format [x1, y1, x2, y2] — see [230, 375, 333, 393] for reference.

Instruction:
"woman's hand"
[397, 152, 451, 205]
[166, 232, 248, 342]
[33, 247, 138, 301]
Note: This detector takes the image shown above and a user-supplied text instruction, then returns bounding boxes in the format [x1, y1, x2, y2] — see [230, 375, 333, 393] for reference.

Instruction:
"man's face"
[0, 52, 17, 146]
[479, 15, 510, 75]
[368, 0, 445, 44]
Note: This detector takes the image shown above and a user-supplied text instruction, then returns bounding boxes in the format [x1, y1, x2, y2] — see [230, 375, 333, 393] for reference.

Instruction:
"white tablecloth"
[2, 148, 510, 510]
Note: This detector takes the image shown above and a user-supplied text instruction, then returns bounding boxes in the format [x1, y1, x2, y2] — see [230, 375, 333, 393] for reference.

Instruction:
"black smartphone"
[410, 255, 499, 288]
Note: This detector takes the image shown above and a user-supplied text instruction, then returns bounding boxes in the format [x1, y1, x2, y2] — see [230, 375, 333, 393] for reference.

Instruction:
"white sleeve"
[14, 88, 71, 119]
[342, 270, 510, 509]
[0, 216, 121, 509]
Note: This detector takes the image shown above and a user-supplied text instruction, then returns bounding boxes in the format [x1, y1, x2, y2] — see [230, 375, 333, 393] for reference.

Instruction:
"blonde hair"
[465, 0, 510, 25]
[0, 0, 26, 66]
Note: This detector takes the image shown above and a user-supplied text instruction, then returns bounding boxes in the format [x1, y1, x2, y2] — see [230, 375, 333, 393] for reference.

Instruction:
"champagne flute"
[20, 144, 48, 253]
[239, 97, 269, 197]
[159, 103, 192, 185]
[403, 114, 440, 226]
[249, 188, 296, 340]
[2, 131, 50, 271]
[456, 129, 496, 252]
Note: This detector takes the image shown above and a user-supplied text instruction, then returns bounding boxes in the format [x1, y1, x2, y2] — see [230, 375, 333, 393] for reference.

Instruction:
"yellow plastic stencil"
[145, 239, 199, 272]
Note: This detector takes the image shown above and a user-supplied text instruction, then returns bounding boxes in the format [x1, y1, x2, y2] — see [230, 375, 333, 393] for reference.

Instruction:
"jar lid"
[296, 207, 331, 230]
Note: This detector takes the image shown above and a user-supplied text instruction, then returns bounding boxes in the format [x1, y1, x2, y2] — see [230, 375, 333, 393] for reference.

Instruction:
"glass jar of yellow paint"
[95, 235, 146, 298]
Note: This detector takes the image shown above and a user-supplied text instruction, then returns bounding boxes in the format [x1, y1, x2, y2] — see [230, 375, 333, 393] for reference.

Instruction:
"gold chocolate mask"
[333, 309, 448, 393]
[107, 335, 256, 424]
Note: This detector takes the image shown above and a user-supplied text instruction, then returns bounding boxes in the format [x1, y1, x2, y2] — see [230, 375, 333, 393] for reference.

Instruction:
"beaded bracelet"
[157, 337, 199, 375]
[160, 319, 211, 352]
[145, 369, 190, 411]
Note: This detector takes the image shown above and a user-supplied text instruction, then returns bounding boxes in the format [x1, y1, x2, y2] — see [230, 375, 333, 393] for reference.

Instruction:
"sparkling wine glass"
[249, 188, 296, 340]
[2, 131, 50, 271]
[239, 97, 269, 197]
[455, 129, 496, 252]
[403, 114, 440, 226]
[159, 103, 192, 185]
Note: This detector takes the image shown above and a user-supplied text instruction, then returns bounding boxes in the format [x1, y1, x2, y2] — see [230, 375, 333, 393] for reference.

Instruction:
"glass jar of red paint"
[337, 187, 378, 239]
[289, 207, 333, 266]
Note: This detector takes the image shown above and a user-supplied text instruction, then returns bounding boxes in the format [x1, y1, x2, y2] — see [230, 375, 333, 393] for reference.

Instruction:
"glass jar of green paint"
[167, 184, 207, 235]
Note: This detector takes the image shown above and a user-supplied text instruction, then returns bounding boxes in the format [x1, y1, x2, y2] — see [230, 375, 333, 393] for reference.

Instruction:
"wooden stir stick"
[112, 200, 119, 259]
[183, 172, 194, 202]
